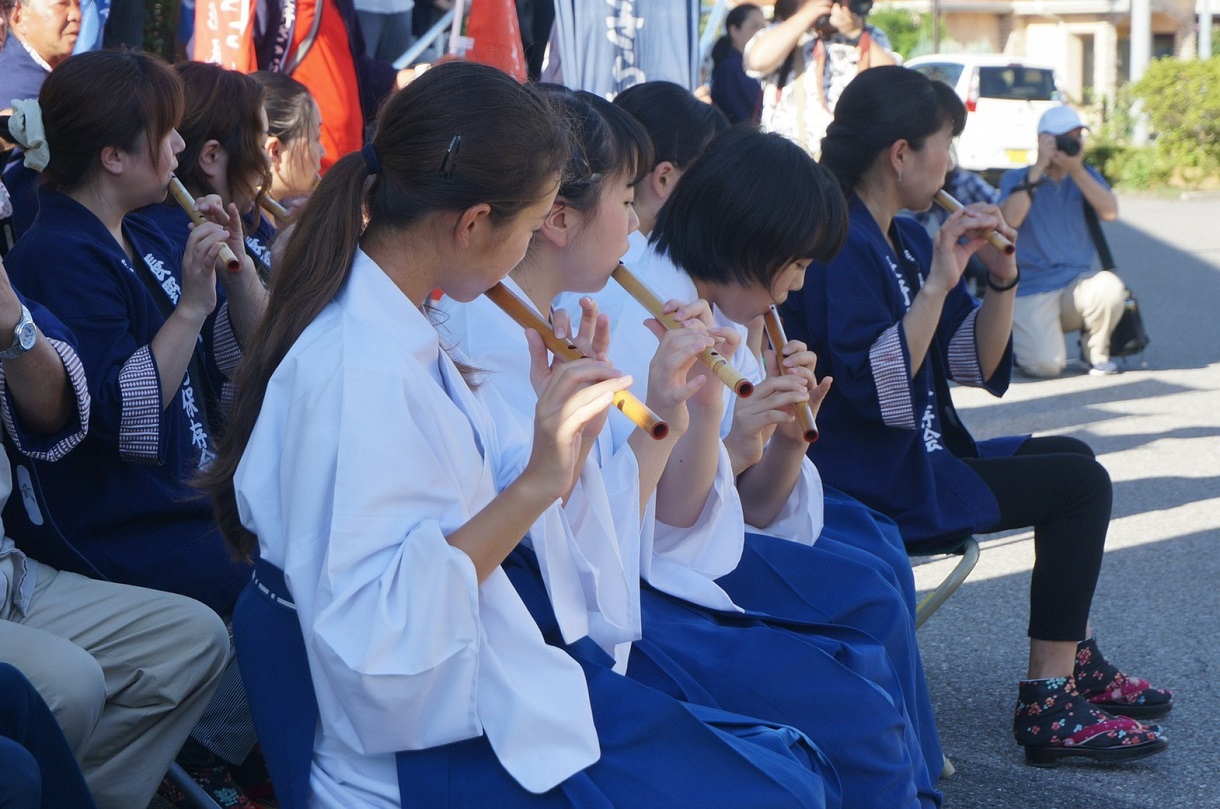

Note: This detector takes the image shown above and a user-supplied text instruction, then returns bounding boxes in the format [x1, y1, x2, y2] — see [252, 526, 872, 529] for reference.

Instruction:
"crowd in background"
[0, 1, 1168, 808]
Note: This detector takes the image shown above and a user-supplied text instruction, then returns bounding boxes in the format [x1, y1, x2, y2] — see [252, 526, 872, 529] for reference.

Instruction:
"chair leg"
[165, 761, 224, 809]
[914, 538, 980, 630]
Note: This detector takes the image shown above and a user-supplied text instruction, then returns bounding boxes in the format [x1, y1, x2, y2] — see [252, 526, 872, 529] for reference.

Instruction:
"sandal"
[1074, 636, 1174, 720]
[1014, 676, 1167, 768]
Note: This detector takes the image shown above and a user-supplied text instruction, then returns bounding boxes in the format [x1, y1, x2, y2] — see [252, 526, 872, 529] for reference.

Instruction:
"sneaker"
[1089, 360, 1120, 376]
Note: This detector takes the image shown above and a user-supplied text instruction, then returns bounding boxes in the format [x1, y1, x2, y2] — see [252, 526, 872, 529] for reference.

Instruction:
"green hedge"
[1130, 56, 1220, 177]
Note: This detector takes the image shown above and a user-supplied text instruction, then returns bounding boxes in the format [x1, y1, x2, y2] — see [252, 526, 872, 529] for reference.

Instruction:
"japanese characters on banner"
[193, 0, 257, 71]
[551, 0, 700, 98]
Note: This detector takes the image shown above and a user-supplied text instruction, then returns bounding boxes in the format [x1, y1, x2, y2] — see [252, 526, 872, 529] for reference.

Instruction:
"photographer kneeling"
[999, 105, 1128, 377]
[744, 0, 896, 157]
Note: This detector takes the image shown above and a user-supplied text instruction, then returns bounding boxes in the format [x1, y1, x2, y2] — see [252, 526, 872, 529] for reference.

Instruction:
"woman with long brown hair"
[204, 61, 831, 808]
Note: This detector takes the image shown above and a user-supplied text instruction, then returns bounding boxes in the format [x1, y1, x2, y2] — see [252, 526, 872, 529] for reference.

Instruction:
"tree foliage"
[1131, 56, 1220, 169]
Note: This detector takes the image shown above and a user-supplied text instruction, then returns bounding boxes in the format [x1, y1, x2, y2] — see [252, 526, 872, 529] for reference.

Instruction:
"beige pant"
[1012, 270, 1127, 377]
[0, 562, 229, 809]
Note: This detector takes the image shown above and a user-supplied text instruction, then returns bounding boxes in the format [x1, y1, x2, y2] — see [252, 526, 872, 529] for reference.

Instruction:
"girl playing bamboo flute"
[583, 81, 947, 792]
[439, 85, 935, 809]
[204, 62, 833, 809]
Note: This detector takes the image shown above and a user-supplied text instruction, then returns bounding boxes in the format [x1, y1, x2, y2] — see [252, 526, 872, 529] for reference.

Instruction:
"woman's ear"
[537, 201, 573, 248]
[198, 139, 225, 183]
[454, 202, 494, 249]
[650, 161, 682, 203]
[98, 144, 125, 177]
[265, 135, 284, 171]
[889, 139, 909, 178]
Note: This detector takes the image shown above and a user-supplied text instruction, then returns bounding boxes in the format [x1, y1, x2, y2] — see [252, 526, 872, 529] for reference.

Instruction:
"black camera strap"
[1082, 200, 1115, 272]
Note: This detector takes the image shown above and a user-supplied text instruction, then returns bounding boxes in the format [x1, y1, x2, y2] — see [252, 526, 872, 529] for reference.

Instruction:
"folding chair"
[909, 536, 980, 629]
[164, 762, 223, 809]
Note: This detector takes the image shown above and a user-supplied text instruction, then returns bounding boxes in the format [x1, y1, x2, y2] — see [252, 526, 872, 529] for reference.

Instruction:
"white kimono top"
[559, 233, 825, 555]
[435, 276, 642, 671]
[234, 252, 599, 806]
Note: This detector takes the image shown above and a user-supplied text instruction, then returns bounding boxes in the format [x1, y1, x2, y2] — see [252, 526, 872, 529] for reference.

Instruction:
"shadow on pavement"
[918, 529, 1219, 809]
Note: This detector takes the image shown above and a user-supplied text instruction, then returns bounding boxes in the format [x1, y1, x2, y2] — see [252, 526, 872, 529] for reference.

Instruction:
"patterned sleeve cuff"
[0, 338, 91, 461]
[869, 323, 916, 429]
[947, 308, 985, 387]
[118, 345, 163, 463]
[212, 301, 243, 380]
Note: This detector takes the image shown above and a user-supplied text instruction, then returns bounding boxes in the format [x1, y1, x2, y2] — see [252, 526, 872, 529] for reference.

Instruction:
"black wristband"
[987, 268, 1020, 292]
[1015, 170, 1046, 198]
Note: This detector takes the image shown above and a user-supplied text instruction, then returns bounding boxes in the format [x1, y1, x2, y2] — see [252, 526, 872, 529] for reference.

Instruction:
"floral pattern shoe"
[1014, 676, 1168, 767]
[1074, 636, 1174, 719]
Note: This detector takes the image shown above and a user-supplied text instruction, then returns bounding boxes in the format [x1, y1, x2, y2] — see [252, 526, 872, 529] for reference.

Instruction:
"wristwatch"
[0, 304, 37, 361]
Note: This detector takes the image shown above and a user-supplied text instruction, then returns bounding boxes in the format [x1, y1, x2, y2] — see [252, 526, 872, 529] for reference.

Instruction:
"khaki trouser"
[1012, 270, 1127, 377]
[0, 561, 229, 808]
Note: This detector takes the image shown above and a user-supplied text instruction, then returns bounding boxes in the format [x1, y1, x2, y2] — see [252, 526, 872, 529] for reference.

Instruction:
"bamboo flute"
[610, 264, 754, 398]
[763, 306, 818, 443]
[167, 175, 241, 272]
[484, 283, 669, 440]
[933, 189, 1015, 255]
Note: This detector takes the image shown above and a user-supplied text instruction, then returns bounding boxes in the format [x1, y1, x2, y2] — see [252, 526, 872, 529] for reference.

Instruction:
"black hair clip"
[440, 133, 462, 179]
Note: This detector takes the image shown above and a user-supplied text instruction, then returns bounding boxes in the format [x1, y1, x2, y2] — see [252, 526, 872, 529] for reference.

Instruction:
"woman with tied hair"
[3, 49, 270, 804]
[250, 71, 325, 220]
[780, 64, 1171, 765]
[142, 61, 277, 278]
[443, 87, 939, 809]
[203, 61, 831, 808]
[710, 3, 767, 124]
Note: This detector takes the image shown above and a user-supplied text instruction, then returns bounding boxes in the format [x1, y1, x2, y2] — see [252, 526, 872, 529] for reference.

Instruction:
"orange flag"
[464, 0, 528, 82]
[193, 0, 257, 71]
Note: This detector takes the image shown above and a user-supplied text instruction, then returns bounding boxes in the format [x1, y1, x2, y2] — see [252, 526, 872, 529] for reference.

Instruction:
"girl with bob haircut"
[250, 71, 325, 219]
[4, 48, 271, 801]
[142, 61, 276, 276]
[204, 61, 831, 809]
[780, 64, 1171, 766]
[442, 86, 940, 809]
[612, 82, 947, 796]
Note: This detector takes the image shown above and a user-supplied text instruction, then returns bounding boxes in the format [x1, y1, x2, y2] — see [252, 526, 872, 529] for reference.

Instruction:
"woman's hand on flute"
[640, 317, 716, 440]
[553, 296, 612, 363]
[178, 218, 224, 324]
[760, 333, 831, 446]
[945, 202, 1018, 286]
[193, 195, 257, 279]
[524, 328, 633, 498]
[651, 298, 741, 412]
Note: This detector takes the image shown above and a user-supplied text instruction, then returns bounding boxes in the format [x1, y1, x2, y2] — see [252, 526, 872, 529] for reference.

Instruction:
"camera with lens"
[1054, 134, 1082, 157]
[815, 0, 875, 32]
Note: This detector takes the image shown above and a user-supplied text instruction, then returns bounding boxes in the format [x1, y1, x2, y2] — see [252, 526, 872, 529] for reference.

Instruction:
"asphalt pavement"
[916, 192, 1220, 808]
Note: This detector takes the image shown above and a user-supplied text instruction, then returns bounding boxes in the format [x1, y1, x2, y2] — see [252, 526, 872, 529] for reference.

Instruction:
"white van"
[905, 54, 1062, 176]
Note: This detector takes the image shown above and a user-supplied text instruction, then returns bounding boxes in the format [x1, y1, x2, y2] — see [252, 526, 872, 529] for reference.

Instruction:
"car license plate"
[1007, 149, 1031, 163]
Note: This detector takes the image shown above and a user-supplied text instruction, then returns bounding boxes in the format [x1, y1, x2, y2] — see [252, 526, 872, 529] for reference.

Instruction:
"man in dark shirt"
[0, 0, 80, 109]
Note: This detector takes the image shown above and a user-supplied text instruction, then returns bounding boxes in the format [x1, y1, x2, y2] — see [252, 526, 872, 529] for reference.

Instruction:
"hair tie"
[9, 100, 51, 172]
[361, 142, 381, 176]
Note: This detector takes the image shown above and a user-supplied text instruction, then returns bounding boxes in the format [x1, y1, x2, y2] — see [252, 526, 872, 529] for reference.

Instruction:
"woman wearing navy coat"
[779, 66, 1172, 767]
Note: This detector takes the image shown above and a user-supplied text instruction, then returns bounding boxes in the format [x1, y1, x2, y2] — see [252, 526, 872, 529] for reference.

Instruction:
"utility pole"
[932, 0, 941, 52]
[1130, 0, 1152, 144]
[1202, 0, 1213, 59]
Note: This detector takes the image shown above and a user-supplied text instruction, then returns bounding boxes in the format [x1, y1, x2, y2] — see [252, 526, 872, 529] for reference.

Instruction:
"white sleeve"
[267, 368, 487, 755]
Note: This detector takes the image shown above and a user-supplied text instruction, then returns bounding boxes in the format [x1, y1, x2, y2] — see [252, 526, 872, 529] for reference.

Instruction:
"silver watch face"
[16, 319, 35, 351]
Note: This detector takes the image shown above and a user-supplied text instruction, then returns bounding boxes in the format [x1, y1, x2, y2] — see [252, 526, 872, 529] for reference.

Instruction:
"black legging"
[961, 436, 1111, 642]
